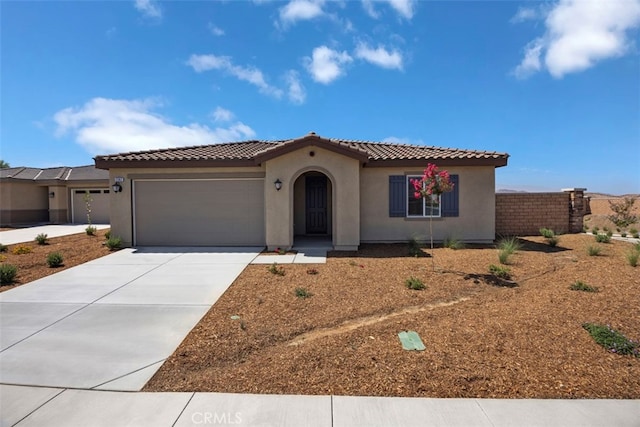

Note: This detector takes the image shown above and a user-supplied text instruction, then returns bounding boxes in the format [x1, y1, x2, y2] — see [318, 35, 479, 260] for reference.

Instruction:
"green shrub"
[569, 281, 598, 292]
[0, 264, 17, 284]
[444, 237, 464, 250]
[104, 230, 111, 240]
[105, 236, 122, 251]
[295, 287, 313, 299]
[632, 230, 640, 239]
[267, 262, 285, 276]
[498, 249, 511, 265]
[497, 236, 522, 254]
[408, 237, 422, 257]
[602, 226, 609, 233]
[46, 252, 64, 268]
[539, 228, 554, 238]
[606, 230, 613, 238]
[595, 234, 611, 243]
[405, 276, 425, 290]
[12, 245, 32, 255]
[621, 232, 627, 238]
[626, 250, 639, 267]
[34, 233, 48, 245]
[582, 323, 639, 357]
[489, 264, 511, 280]
[0, 243, 7, 253]
[85, 225, 97, 236]
[587, 245, 601, 256]
[591, 227, 599, 235]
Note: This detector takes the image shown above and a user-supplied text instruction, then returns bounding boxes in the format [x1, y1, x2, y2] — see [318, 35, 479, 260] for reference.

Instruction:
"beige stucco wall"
[47, 185, 69, 224]
[107, 166, 265, 247]
[0, 182, 49, 225]
[360, 166, 496, 243]
[264, 146, 360, 250]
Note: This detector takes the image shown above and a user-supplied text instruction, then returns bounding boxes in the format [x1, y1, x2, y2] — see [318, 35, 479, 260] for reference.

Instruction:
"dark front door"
[305, 176, 328, 234]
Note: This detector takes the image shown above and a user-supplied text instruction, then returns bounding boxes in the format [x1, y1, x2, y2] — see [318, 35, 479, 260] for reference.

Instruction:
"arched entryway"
[293, 171, 333, 246]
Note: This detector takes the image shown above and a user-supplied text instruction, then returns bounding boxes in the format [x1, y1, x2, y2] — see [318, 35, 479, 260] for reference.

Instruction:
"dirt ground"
[144, 234, 640, 398]
[0, 228, 112, 291]
[584, 195, 640, 232]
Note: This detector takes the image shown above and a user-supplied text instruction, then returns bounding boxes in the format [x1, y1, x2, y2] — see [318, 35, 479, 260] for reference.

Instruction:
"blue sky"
[2, 0, 639, 194]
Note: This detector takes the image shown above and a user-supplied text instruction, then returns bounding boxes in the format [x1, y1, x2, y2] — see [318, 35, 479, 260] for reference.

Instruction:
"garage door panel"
[72, 189, 110, 224]
[134, 180, 265, 246]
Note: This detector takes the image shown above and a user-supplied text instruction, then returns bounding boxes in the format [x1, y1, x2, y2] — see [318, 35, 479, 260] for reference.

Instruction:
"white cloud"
[510, 7, 539, 24]
[362, 0, 380, 19]
[134, 0, 162, 19]
[382, 136, 423, 145]
[53, 97, 256, 154]
[513, 0, 640, 78]
[387, 0, 415, 19]
[279, 0, 325, 26]
[355, 42, 403, 70]
[211, 106, 235, 123]
[514, 38, 544, 79]
[208, 22, 225, 36]
[304, 45, 353, 84]
[186, 54, 283, 98]
[284, 70, 306, 104]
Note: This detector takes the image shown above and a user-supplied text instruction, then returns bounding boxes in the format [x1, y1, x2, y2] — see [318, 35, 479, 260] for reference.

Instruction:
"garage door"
[133, 179, 265, 246]
[72, 189, 110, 224]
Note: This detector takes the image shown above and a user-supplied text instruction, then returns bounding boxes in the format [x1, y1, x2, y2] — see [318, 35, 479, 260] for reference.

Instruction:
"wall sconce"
[48, 191, 55, 198]
[112, 183, 122, 193]
[274, 179, 282, 191]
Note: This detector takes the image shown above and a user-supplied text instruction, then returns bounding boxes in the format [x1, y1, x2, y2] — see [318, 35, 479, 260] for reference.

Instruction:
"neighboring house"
[95, 132, 509, 250]
[0, 165, 110, 226]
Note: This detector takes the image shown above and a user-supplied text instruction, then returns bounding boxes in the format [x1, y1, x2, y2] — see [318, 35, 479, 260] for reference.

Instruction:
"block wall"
[495, 193, 571, 236]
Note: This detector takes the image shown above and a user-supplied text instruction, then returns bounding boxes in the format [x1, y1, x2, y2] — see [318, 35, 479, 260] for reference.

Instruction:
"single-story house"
[0, 165, 110, 227]
[95, 132, 509, 250]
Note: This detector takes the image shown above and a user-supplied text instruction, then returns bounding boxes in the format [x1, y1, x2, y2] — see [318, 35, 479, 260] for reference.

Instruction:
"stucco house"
[0, 165, 110, 227]
[95, 132, 509, 250]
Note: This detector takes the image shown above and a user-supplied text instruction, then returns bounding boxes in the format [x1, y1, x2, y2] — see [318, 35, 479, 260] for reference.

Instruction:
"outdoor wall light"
[274, 179, 282, 191]
[48, 191, 55, 198]
[112, 183, 122, 193]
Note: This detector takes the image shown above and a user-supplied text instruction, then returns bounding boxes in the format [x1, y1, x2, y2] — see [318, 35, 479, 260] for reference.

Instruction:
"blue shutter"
[389, 175, 406, 217]
[441, 174, 459, 217]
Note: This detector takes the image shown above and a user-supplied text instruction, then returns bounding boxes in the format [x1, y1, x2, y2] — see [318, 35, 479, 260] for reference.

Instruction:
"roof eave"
[253, 135, 369, 165]
[364, 157, 509, 168]
[94, 158, 258, 170]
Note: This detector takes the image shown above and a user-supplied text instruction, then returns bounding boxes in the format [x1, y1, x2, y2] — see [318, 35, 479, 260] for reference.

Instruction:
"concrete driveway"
[0, 247, 261, 391]
[0, 224, 110, 245]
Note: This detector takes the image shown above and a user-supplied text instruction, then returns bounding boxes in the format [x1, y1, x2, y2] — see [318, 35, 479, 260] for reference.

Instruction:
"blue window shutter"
[441, 174, 459, 217]
[389, 175, 406, 217]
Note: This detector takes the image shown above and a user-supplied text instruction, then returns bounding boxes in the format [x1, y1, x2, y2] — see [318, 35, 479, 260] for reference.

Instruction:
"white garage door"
[72, 189, 110, 224]
[133, 179, 265, 246]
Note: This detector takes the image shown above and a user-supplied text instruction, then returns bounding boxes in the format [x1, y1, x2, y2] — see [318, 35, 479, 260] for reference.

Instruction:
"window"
[406, 176, 441, 217]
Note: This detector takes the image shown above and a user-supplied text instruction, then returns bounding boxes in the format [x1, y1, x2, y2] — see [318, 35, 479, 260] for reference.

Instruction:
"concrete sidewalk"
[2, 385, 638, 427]
[0, 224, 110, 245]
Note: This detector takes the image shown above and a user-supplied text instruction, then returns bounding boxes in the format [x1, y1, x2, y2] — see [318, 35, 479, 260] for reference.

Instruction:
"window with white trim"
[407, 176, 441, 217]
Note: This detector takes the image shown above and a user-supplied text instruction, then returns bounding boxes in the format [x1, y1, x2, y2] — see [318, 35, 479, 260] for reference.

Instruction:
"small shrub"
[444, 237, 464, 250]
[85, 225, 97, 236]
[0, 264, 17, 284]
[306, 268, 319, 275]
[591, 227, 599, 235]
[595, 234, 611, 243]
[569, 281, 598, 292]
[408, 237, 422, 256]
[606, 230, 613, 238]
[46, 252, 64, 268]
[295, 287, 313, 299]
[267, 262, 285, 276]
[0, 243, 7, 252]
[405, 276, 425, 290]
[489, 264, 511, 280]
[626, 250, 639, 267]
[105, 236, 122, 251]
[632, 229, 640, 239]
[631, 227, 639, 235]
[587, 245, 601, 256]
[34, 233, 48, 245]
[621, 232, 627, 238]
[602, 226, 610, 233]
[12, 245, 32, 255]
[104, 230, 111, 240]
[497, 236, 521, 254]
[539, 228, 555, 238]
[582, 323, 639, 357]
[498, 249, 511, 265]
[274, 247, 286, 255]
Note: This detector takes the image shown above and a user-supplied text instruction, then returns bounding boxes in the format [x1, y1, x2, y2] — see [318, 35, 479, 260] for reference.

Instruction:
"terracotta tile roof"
[94, 133, 509, 168]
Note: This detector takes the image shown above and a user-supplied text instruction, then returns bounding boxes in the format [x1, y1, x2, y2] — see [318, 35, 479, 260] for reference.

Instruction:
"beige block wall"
[360, 166, 496, 243]
[264, 146, 360, 250]
[108, 166, 265, 247]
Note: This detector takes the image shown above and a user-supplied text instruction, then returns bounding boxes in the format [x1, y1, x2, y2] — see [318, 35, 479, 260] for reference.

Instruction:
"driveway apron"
[0, 247, 261, 391]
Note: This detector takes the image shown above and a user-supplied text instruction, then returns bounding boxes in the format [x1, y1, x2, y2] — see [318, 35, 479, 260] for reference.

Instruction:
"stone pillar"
[562, 188, 589, 233]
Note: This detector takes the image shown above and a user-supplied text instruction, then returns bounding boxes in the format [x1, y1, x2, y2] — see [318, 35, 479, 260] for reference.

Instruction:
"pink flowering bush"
[410, 163, 454, 200]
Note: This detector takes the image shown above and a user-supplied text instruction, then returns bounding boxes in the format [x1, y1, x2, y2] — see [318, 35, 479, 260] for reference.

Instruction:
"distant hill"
[586, 193, 640, 199]
[496, 189, 528, 193]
